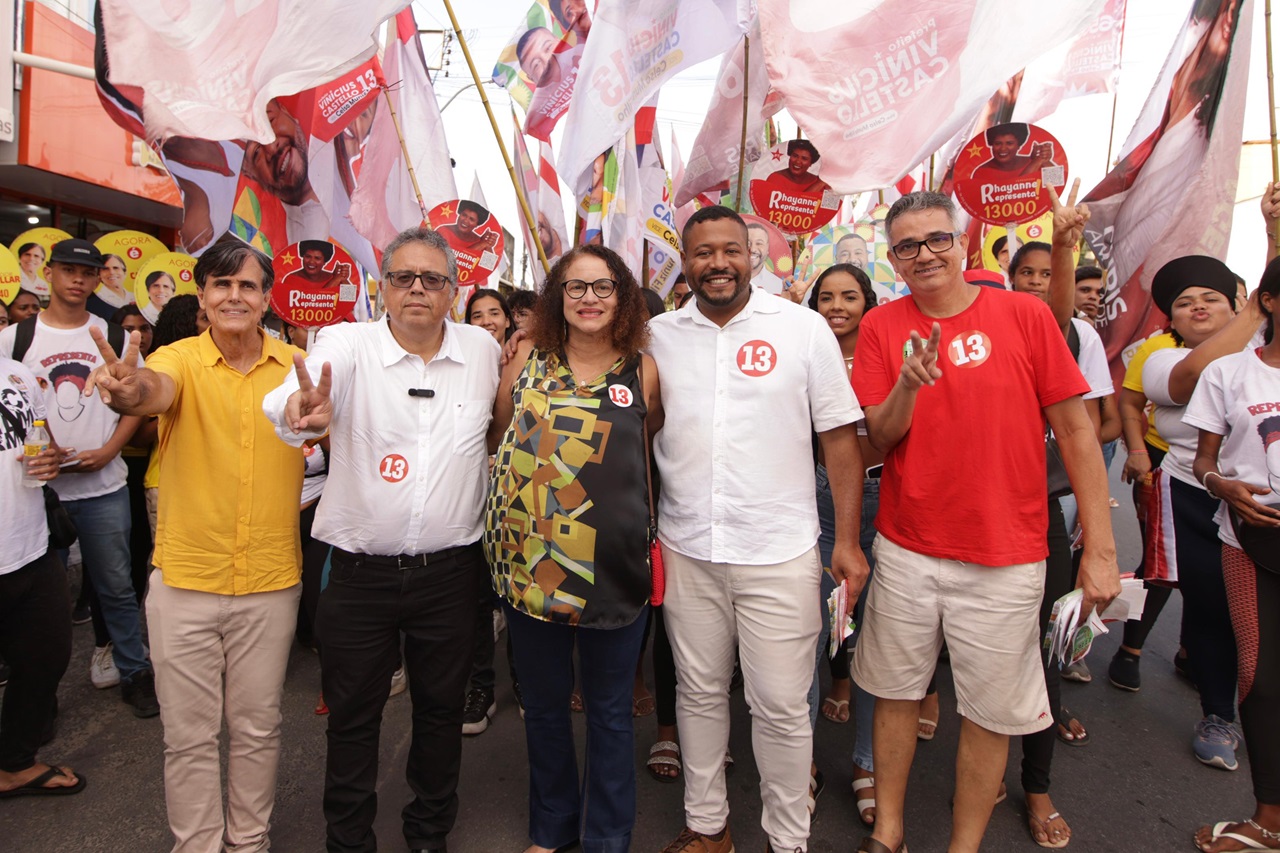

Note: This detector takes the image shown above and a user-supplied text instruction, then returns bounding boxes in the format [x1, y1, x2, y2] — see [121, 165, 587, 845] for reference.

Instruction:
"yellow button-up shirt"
[147, 330, 305, 595]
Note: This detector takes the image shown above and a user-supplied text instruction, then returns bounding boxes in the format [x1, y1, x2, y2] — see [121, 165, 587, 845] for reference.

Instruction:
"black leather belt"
[333, 543, 474, 570]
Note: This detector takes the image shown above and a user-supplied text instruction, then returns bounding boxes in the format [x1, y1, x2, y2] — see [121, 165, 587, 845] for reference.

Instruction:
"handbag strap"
[635, 357, 656, 532]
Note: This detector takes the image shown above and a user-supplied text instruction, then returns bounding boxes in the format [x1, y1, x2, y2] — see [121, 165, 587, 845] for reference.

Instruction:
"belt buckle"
[396, 554, 422, 570]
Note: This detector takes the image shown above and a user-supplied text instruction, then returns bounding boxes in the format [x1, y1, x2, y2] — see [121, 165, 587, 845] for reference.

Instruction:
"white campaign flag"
[639, 133, 683, 296]
[99, 0, 410, 142]
[557, 0, 750, 200]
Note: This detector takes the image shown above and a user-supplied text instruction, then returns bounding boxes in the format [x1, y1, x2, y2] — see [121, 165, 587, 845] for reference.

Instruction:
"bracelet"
[1201, 470, 1223, 496]
[1127, 449, 1148, 456]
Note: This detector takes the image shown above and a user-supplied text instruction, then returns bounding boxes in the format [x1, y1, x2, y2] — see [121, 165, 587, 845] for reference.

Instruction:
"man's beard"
[264, 135, 310, 205]
[693, 272, 749, 306]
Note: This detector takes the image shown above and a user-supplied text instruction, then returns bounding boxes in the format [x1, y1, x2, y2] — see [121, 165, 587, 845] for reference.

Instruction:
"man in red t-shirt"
[848, 192, 1120, 853]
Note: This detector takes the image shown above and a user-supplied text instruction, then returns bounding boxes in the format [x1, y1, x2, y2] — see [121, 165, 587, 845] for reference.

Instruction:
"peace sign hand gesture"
[780, 259, 818, 304]
[1048, 178, 1089, 248]
[284, 352, 333, 433]
[84, 326, 144, 409]
[899, 323, 943, 391]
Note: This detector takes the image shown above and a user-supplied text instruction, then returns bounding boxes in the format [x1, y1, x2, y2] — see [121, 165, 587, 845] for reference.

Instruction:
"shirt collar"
[197, 328, 289, 369]
[681, 284, 782, 329]
[377, 316, 468, 367]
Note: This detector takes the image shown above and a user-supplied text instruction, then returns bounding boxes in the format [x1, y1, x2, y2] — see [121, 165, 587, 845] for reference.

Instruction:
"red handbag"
[640, 368, 664, 605]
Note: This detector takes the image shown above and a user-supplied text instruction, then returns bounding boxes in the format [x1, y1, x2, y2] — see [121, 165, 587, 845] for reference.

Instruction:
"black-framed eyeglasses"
[890, 232, 962, 260]
[564, 278, 616, 299]
[385, 270, 450, 290]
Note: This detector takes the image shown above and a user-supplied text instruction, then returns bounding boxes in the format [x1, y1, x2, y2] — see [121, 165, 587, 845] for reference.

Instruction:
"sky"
[413, 0, 1276, 290]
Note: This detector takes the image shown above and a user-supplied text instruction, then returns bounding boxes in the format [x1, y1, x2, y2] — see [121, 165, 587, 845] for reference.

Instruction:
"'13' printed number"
[738, 340, 777, 377]
[379, 454, 409, 483]
[947, 332, 992, 369]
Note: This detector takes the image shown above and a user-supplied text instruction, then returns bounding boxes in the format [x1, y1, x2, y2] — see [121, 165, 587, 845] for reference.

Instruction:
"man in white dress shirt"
[264, 227, 501, 853]
[651, 205, 871, 853]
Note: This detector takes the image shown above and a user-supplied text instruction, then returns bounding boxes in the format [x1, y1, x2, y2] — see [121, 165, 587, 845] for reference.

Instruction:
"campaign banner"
[10, 228, 73, 302]
[639, 134, 683, 296]
[802, 203, 908, 303]
[742, 213, 793, 295]
[427, 200, 505, 287]
[1082, 0, 1252, 387]
[134, 252, 197, 325]
[493, 0, 591, 140]
[748, 139, 840, 235]
[98, 0, 408, 142]
[0, 246, 22, 305]
[270, 240, 359, 327]
[557, 0, 748, 201]
[1016, 0, 1127, 124]
[757, 0, 1105, 193]
[513, 122, 570, 286]
[953, 123, 1068, 226]
[975, 213, 1081, 275]
[93, 231, 167, 308]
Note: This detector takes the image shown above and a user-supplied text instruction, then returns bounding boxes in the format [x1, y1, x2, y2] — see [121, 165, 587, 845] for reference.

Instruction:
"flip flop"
[1056, 707, 1089, 747]
[0, 765, 86, 799]
[1028, 810, 1071, 849]
[821, 697, 850, 723]
[853, 775, 876, 826]
[646, 740, 681, 783]
[633, 693, 655, 717]
[1196, 821, 1280, 852]
[857, 836, 908, 853]
[917, 717, 938, 741]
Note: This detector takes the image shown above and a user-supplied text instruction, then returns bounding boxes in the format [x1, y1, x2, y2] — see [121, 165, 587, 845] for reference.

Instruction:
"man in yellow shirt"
[85, 241, 305, 853]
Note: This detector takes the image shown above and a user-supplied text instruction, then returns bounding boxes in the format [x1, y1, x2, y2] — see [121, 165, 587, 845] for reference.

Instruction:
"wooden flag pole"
[1267, 0, 1280, 252]
[380, 87, 429, 223]
[641, 242, 651, 289]
[734, 35, 751, 212]
[441, 0, 551, 275]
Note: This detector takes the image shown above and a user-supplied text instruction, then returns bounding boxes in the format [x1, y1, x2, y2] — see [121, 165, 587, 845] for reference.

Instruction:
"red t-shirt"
[852, 287, 1090, 566]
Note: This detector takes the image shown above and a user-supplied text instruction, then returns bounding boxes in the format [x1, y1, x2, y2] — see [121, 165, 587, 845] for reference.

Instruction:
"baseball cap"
[964, 268, 1007, 289]
[48, 239, 106, 269]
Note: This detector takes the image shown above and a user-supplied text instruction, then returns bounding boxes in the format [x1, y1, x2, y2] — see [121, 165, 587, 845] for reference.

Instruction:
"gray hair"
[380, 227, 459, 290]
[884, 191, 959, 240]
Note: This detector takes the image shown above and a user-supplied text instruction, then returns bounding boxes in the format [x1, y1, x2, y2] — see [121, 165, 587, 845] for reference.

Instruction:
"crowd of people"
[0, 184, 1278, 853]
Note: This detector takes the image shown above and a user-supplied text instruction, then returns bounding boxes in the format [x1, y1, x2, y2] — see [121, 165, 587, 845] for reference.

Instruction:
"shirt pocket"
[453, 400, 492, 455]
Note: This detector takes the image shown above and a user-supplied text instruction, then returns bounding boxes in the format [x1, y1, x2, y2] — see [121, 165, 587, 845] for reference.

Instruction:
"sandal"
[808, 768, 825, 820]
[853, 774, 876, 826]
[1028, 809, 1071, 849]
[570, 692, 584, 713]
[646, 740, 682, 783]
[1195, 820, 1280, 852]
[315, 692, 329, 716]
[1056, 707, 1089, 747]
[821, 697, 850, 723]
[633, 692, 655, 717]
[0, 765, 86, 798]
[917, 716, 938, 741]
[857, 837, 907, 853]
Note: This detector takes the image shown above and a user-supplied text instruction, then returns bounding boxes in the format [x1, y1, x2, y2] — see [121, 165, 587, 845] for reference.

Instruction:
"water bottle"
[22, 418, 50, 488]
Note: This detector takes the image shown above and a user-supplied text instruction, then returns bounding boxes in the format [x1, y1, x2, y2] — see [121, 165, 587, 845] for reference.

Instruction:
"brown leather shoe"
[661, 826, 735, 853]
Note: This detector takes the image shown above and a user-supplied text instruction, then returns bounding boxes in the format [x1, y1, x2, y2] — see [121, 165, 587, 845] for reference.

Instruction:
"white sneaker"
[389, 666, 408, 697]
[90, 643, 120, 689]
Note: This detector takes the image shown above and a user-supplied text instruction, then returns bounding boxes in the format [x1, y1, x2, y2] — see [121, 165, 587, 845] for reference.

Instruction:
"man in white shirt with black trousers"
[651, 205, 871, 853]
[264, 227, 500, 853]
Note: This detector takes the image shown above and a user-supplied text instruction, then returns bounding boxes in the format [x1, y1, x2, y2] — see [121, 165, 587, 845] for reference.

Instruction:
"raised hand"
[84, 327, 143, 409]
[780, 258, 818, 304]
[899, 323, 943, 391]
[284, 352, 333, 433]
[1048, 178, 1089, 247]
[1260, 181, 1280, 229]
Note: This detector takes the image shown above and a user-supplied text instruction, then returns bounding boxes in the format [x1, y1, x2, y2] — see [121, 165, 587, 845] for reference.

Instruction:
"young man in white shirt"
[650, 206, 870, 853]
[0, 239, 155, 718]
[264, 227, 501, 853]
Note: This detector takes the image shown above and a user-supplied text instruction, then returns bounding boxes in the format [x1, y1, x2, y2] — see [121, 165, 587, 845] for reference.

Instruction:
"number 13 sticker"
[947, 331, 992, 368]
[379, 454, 409, 483]
[738, 340, 776, 376]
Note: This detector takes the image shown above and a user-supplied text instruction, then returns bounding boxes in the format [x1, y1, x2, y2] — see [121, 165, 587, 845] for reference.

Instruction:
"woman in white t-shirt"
[1139, 256, 1264, 778]
[1186, 260, 1280, 853]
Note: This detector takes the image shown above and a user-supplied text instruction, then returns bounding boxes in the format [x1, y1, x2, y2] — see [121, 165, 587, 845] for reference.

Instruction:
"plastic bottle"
[22, 418, 50, 487]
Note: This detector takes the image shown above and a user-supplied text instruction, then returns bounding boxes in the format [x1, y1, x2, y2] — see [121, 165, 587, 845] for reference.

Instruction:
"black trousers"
[1224, 546, 1280, 804]
[0, 551, 71, 772]
[317, 543, 485, 853]
[295, 500, 331, 649]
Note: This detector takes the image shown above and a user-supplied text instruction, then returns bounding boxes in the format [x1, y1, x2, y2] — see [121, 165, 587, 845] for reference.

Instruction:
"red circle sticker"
[608, 384, 633, 407]
[953, 122, 1068, 227]
[379, 454, 409, 483]
[947, 331, 992, 369]
[747, 140, 839, 236]
[737, 340, 777, 376]
[127, 246, 142, 259]
[426, 199, 505, 286]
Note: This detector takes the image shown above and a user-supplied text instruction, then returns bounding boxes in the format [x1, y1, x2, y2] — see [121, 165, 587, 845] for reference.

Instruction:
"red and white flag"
[1015, 0, 1127, 123]
[98, 0, 410, 143]
[1083, 0, 1253, 386]
[557, 0, 750, 201]
[757, 0, 1106, 193]
[513, 123, 570, 286]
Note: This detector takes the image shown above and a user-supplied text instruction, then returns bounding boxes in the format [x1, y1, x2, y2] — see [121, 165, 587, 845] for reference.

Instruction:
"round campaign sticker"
[737, 340, 777, 377]
[741, 214, 793, 291]
[953, 123, 1068, 227]
[747, 139, 839, 235]
[94, 231, 167, 306]
[0, 245, 23, 304]
[134, 252, 198, 324]
[379, 454, 409, 483]
[947, 331, 993, 369]
[270, 240, 360, 328]
[978, 214, 1078, 275]
[427, 199, 505, 286]
[10, 227, 72, 299]
[608, 384, 634, 407]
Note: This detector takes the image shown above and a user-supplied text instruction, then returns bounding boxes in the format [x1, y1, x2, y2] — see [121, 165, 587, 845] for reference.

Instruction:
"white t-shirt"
[1073, 318, 1114, 400]
[1144, 347, 1201, 488]
[300, 443, 327, 507]
[0, 358, 50, 575]
[1183, 348, 1280, 549]
[0, 315, 137, 501]
[752, 268, 784, 295]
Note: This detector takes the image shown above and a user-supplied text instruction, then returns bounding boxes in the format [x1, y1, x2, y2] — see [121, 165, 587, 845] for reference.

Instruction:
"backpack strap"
[11, 315, 37, 363]
[106, 321, 126, 359]
[1066, 320, 1081, 362]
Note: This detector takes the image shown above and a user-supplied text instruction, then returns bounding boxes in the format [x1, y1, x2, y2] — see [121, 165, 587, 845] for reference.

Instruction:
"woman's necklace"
[564, 347, 620, 387]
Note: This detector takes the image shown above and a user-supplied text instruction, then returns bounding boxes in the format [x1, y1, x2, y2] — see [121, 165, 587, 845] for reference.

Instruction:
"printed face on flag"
[747, 139, 840, 236]
[427, 200, 506, 286]
[242, 99, 311, 206]
[493, 0, 589, 138]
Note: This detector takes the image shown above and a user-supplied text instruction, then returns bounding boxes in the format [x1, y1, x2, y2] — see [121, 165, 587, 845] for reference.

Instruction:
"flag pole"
[440, 0, 551, 275]
[734, 35, 750, 212]
[380, 87, 429, 222]
[1268, 0, 1279, 250]
[1104, 1, 1130, 173]
[928, 153, 936, 191]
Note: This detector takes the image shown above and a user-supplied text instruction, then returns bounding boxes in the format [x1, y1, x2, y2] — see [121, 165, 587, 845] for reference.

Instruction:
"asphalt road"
[0, 462, 1254, 852]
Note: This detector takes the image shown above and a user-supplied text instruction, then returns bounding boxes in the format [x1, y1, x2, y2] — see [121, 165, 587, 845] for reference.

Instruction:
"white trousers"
[661, 543, 822, 853]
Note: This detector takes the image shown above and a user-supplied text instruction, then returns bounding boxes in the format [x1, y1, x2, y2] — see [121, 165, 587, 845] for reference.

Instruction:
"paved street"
[1, 463, 1254, 852]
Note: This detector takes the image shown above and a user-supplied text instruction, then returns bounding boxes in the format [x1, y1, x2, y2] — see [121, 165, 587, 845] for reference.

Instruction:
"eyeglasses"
[890, 232, 962, 260]
[385, 270, 450, 290]
[563, 278, 616, 299]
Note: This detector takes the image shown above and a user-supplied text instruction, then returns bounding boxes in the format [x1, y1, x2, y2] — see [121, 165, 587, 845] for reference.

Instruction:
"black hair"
[681, 205, 747, 252]
[110, 304, 146, 327]
[457, 200, 489, 222]
[984, 122, 1029, 147]
[145, 270, 175, 289]
[787, 139, 820, 163]
[1009, 241, 1052, 276]
[642, 288, 666, 318]
[465, 288, 513, 341]
[991, 235, 1008, 256]
[193, 239, 274, 291]
[1074, 265, 1104, 284]
[298, 240, 334, 263]
[507, 289, 537, 313]
[6, 290, 38, 309]
[16, 242, 42, 258]
[151, 294, 202, 350]
[1258, 256, 1280, 344]
[807, 263, 876, 316]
